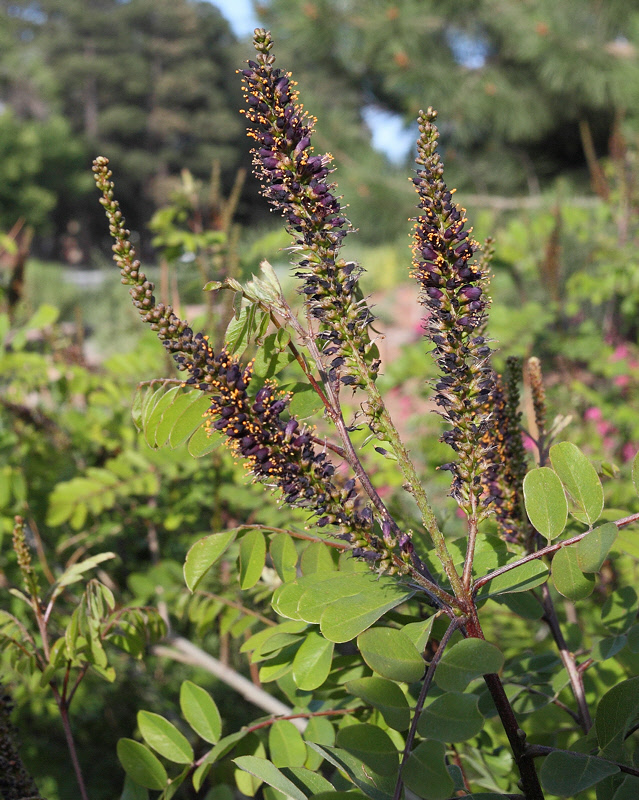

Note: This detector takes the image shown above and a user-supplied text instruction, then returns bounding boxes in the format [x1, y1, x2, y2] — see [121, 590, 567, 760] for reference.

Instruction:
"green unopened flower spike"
[12, 516, 40, 603]
[240, 29, 379, 390]
[410, 108, 495, 517]
[481, 358, 529, 543]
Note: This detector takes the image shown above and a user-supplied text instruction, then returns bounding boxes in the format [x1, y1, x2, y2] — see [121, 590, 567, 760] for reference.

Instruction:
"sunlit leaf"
[576, 523, 618, 572]
[268, 720, 307, 768]
[357, 628, 424, 683]
[551, 546, 595, 601]
[549, 442, 604, 525]
[523, 467, 568, 541]
[117, 739, 168, 790]
[232, 756, 307, 800]
[184, 530, 237, 591]
[180, 681, 221, 744]
[137, 711, 194, 764]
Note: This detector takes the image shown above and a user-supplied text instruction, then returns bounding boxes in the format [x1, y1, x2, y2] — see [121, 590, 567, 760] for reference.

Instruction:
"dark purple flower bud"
[293, 136, 311, 157]
[459, 286, 482, 302]
[270, 400, 286, 415]
[255, 387, 270, 404]
[426, 287, 444, 300]
[284, 419, 299, 438]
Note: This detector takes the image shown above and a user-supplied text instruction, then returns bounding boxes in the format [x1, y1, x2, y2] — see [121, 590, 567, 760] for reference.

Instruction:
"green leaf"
[335, 724, 399, 777]
[54, 552, 117, 591]
[320, 583, 415, 643]
[632, 450, 639, 495]
[179, 681, 221, 744]
[131, 386, 147, 432]
[239, 530, 267, 589]
[168, 394, 210, 448]
[434, 639, 504, 692]
[281, 766, 334, 797]
[300, 542, 336, 575]
[402, 616, 436, 652]
[539, 750, 619, 796]
[455, 796, 512, 799]
[117, 739, 168, 790]
[259, 643, 301, 683]
[268, 720, 307, 768]
[612, 775, 639, 799]
[345, 677, 410, 731]
[550, 441, 604, 525]
[523, 467, 568, 541]
[492, 592, 544, 620]
[270, 534, 298, 583]
[241, 621, 307, 660]
[551, 546, 595, 601]
[601, 587, 639, 635]
[291, 630, 334, 690]
[26, 303, 59, 331]
[137, 711, 194, 764]
[478, 560, 549, 598]
[232, 756, 307, 800]
[627, 623, 639, 653]
[357, 628, 424, 683]
[184, 530, 237, 591]
[187, 424, 220, 458]
[401, 740, 454, 800]
[143, 385, 181, 448]
[596, 677, 639, 758]
[253, 333, 296, 379]
[576, 523, 618, 572]
[120, 775, 149, 800]
[307, 744, 396, 800]
[591, 635, 627, 662]
[154, 390, 201, 447]
[417, 691, 484, 742]
[284, 383, 325, 419]
[272, 581, 306, 620]
[293, 572, 413, 642]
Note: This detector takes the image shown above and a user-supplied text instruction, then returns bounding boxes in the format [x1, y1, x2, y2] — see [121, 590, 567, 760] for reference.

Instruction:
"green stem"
[350, 349, 465, 599]
[393, 618, 463, 800]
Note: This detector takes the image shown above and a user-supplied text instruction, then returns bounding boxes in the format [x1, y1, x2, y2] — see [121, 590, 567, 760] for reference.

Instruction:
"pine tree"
[260, 0, 639, 193]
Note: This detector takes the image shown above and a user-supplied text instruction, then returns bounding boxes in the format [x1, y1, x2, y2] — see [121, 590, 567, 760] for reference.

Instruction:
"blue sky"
[207, 0, 259, 37]
[206, 0, 414, 162]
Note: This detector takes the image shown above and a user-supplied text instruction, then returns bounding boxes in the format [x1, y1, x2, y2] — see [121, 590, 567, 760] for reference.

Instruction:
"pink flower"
[614, 375, 630, 388]
[597, 420, 615, 436]
[522, 434, 536, 452]
[622, 443, 638, 462]
[612, 344, 630, 362]
[584, 407, 602, 422]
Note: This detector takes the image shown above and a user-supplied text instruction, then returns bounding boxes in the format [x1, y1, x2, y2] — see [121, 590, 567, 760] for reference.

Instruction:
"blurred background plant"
[1, 1, 639, 798]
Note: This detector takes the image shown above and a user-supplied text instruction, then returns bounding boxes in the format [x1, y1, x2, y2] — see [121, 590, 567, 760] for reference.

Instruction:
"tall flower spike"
[92, 157, 405, 570]
[240, 29, 379, 390]
[481, 358, 530, 543]
[411, 109, 495, 517]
